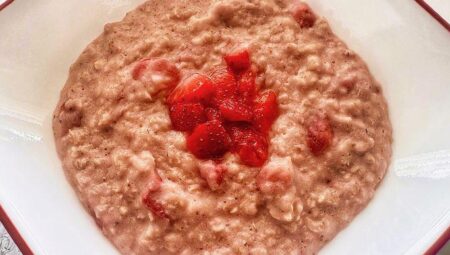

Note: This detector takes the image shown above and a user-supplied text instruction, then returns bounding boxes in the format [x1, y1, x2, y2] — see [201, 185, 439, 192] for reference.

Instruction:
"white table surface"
[0, 221, 21, 255]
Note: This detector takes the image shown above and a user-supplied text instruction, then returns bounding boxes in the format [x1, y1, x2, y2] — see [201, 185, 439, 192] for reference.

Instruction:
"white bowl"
[0, 1, 449, 254]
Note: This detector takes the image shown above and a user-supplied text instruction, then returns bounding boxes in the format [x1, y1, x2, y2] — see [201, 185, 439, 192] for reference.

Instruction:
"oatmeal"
[53, 0, 392, 254]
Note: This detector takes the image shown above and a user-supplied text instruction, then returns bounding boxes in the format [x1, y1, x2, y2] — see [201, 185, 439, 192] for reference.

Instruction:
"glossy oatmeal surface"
[53, 0, 392, 254]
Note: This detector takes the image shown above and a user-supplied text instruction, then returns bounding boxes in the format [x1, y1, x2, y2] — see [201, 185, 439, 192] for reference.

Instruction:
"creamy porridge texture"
[53, 0, 392, 254]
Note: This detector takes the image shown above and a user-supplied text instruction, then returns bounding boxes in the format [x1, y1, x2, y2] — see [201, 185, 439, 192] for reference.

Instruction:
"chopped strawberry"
[187, 120, 231, 159]
[237, 132, 268, 167]
[306, 114, 333, 156]
[205, 107, 222, 121]
[142, 194, 168, 219]
[224, 48, 251, 74]
[237, 69, 257, 104]
[253, 90, 279, 133]
[164, 51, 279, 167]
[227, 123, 250, 143]
[229, 126, 268, 167]
[167, 73, 215, 105]
[169, 102, 207, 132]
[132, 60, 148, 80]
[198, 160, 226, 191]
[289, 1, 316, 28]
[209, 66, 238, 105]
[132, 58, 180, 89]
[141, 180, 167, 219]
[214, 166, 226, 186]
[219, 99, 253, 122]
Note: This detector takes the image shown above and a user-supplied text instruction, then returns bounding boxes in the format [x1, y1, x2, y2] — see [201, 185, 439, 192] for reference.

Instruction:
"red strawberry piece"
[141, 179, 167, 219]
[209, 66, 238, 105]
[237, 131, 268, 167]
[306, 114, 333, 156]
[253, 90, 279, 133]
[237, 69, 257, 104]
[142, 194, 168, 219]
[167, 73, 215, 105]
[289, 1, 316, 28]
[132, 60, 148, 80]
[224, 48, 251, 74]
[229, 126, 268, 167]
[214, 166, 226, 186]
[132, 58, 180, 89]
[227, 123, 247, 144]
[169, 102, 207, 132]
[187, 120, 231, 159]
[205, 107, 222, 121]
[219, 99, 253, 122]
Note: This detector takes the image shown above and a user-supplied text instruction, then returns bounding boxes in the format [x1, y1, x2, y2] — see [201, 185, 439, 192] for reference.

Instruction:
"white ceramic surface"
[0, 1, 449, 254]
[426, 0, 450, 22]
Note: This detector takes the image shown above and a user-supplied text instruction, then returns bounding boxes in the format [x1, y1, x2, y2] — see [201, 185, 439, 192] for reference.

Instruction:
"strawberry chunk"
[289, 1, 316, 28]
[209, 66, 238, 105]
[141, 179, 167, 219]
[253, 90, 279, 133]
[219, 99, 253, 122]
[164, 51, 280, 168]
[237, 69, 257, 104]
[132, 58, 180, 89]
[227, 123, 249, 146]
[167, 73, 215, 105]
[205, 107, 222, 121]
[132, 60, 148, 80]
[142, 194, 168, 219]
[187, 120, 231, 159]
[306, 114, 333, 156]
[229, 126, 268, 167]
[224, 48, 251, 74]
[169, 102, 207, 132]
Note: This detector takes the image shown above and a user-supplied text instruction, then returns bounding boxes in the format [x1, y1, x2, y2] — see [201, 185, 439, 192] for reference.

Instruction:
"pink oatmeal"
[53, 0, 392, 254]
